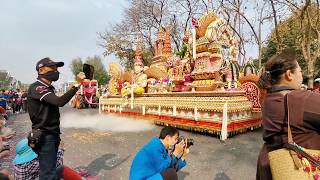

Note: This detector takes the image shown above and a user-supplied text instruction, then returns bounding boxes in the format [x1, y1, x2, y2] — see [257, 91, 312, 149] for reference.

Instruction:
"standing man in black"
[27, 57, 85, 180]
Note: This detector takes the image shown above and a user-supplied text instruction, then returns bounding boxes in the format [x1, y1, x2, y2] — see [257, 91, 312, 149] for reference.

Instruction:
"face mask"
[39, 71, 60, 82]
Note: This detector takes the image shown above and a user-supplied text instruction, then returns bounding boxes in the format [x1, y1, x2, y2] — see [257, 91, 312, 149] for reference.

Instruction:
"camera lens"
[186, 139, 194, 148]
[177, 136, 184, 143]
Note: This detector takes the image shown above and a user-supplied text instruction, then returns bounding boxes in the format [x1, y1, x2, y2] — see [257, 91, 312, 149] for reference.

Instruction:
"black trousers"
[161, 168, 178, 180]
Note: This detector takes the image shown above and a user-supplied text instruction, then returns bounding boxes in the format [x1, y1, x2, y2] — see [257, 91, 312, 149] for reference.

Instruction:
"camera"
[177, 136, 194, 148]
[83, 64, 94, 80]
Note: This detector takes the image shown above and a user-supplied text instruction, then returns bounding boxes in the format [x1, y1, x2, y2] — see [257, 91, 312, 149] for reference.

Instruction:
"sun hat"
[13, 138, 38, 165]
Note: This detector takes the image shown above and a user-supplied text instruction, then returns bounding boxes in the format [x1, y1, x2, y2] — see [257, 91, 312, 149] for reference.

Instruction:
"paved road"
[7, 106, 263, 180]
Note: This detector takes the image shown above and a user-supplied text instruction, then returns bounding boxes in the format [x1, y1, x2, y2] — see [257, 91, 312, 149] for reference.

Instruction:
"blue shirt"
[129, 137, 186, 180]
[0, 94, 8, 106]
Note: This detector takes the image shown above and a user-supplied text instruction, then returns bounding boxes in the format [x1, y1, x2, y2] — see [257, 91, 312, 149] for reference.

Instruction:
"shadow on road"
[178, 171, 190, 179]
[214, 172, 232, 180]
[77, 153, 130, 176]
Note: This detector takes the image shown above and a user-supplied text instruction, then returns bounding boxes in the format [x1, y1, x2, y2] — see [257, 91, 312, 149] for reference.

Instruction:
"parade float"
[72, 80, 99, 109]
[99, 11, 262, 140]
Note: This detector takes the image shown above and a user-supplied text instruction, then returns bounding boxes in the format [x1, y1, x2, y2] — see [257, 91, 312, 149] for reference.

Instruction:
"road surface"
[5, 106, 264, 180]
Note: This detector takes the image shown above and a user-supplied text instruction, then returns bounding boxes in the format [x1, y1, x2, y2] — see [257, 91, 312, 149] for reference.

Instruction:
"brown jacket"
[256, 90, 320, 180]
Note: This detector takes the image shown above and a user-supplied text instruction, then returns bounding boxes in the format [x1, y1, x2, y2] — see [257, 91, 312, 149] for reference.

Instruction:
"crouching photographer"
[130, 126, 193, 180]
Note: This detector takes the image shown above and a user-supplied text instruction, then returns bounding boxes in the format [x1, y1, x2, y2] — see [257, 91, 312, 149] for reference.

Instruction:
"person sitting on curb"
[0, 169, 12, 180]
[0, 119, 15, 140]
[130, 126, 189, 180]
[0, 106, 8, 120]
[0, 136, 10, 159]
[13, 138, 82, 180]
[0, 134, 12, 180]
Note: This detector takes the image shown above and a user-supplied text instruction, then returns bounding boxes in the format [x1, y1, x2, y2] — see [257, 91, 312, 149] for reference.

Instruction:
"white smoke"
[60, 112, 155, 132]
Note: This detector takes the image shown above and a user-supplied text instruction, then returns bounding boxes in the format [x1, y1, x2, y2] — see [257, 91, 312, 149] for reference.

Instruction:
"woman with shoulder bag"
[256, 49, 320, 180]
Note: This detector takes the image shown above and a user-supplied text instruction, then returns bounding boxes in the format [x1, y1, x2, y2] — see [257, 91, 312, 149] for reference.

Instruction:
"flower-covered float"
[99, 11, 262, 140]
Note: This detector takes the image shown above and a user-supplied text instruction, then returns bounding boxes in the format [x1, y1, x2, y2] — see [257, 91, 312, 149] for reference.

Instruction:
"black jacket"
[27, 79, 78, 134]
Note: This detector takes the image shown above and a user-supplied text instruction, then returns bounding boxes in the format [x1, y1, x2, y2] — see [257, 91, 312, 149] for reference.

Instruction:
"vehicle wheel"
[90, 96, 99, 108]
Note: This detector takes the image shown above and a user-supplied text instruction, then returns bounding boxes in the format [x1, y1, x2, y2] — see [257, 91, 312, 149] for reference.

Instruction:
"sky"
[0, 0, 127, 84]
[0, 0, 272, 86]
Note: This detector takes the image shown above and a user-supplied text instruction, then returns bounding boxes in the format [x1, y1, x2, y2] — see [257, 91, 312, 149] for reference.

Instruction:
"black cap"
[36, 57, 64, 71]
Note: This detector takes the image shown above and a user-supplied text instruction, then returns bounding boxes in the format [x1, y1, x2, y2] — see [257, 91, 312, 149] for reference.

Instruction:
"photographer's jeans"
[34, 133, 61, 180]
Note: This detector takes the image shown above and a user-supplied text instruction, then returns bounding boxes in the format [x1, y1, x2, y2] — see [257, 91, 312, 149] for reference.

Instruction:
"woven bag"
[268, 95, 320, 180]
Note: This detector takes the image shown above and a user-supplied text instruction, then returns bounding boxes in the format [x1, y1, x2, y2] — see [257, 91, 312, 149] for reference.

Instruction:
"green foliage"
[0, 71, 11, 89]
[250, 59, 259, 71]
[175, 44, 188, 59]
[262, 5, 320, 81]
[70, 58, 83, 77]
[261, 41, 277, 65]
[99, 25, 154, 70]
[117, 48, 154, 71]
[262, 40, 310, 81]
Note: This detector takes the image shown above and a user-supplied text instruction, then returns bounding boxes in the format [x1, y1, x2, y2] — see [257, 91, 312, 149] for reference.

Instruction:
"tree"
[0, 71, 12, 89]
[70, 58, 83, 77]
[262, 1, 320, 87]
[294, 1, 320, 88]
[219, 0, 274, 67]
[98, 0, 167, 69]
[100, 0, 287, 70]
[98, 0, 209, 69]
